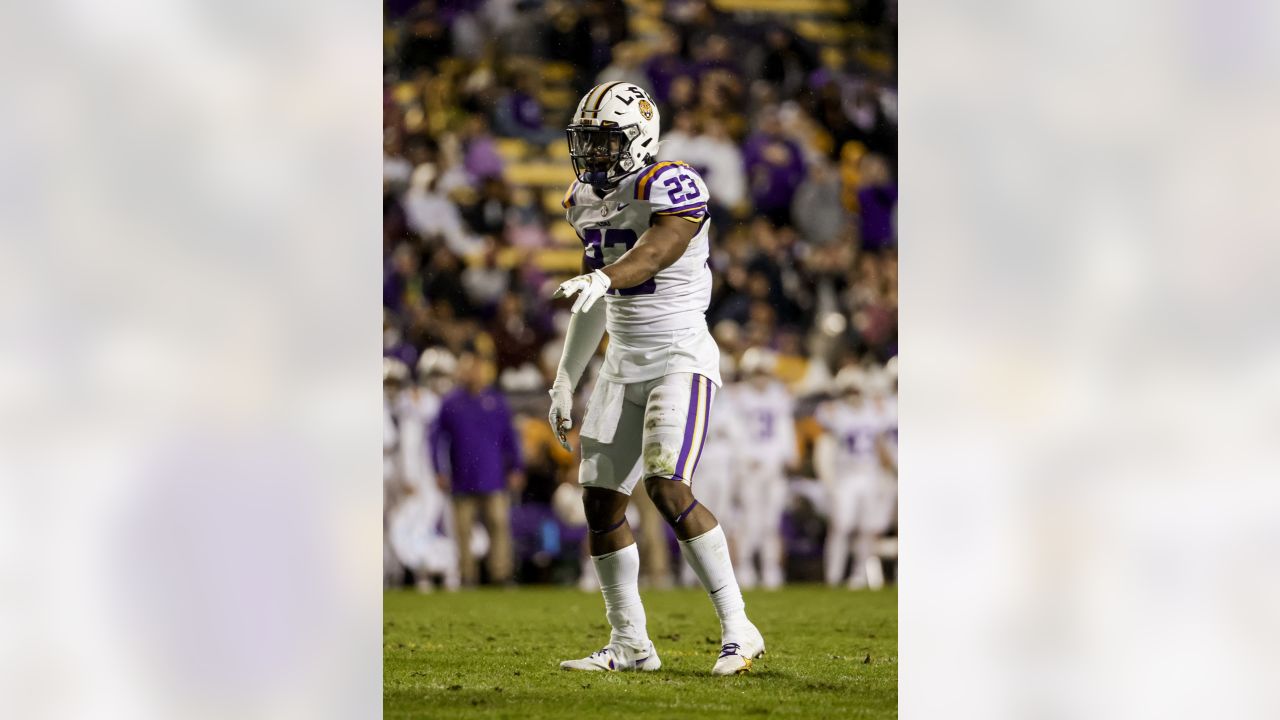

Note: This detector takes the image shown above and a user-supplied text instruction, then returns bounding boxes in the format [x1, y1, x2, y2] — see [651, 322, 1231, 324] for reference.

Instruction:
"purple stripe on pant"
[689, 377, 712, 478]
[672, 375, 713, 483]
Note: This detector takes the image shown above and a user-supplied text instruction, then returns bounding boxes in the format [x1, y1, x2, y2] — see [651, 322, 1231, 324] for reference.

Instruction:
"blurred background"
[381, 0, 898, 591]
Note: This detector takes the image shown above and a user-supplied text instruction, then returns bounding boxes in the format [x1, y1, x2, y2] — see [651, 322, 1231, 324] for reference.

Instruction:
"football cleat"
[711, 624, 766, 676]
[559, 642, 661, 672]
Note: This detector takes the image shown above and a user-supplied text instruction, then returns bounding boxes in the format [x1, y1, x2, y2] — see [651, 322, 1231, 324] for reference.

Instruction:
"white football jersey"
[563, 160, 712, 336]
[878, 394, 898, 468]
[728, 381, 797, 472]
[564, 161, 719, 385]
[815, 399, 886, 474]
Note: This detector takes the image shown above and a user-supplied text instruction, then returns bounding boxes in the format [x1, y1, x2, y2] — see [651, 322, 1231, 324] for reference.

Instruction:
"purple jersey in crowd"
[430, 386, 524, 495]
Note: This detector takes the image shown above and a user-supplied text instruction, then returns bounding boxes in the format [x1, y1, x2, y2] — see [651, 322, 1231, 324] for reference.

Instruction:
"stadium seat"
[504, 162, 576, 187]
[550, 221, 582, 247]
[710, 0, 850, 15]
[540, 62, 577, 83]
[495, 138, 531, 162]
[794, 19, 849, 44]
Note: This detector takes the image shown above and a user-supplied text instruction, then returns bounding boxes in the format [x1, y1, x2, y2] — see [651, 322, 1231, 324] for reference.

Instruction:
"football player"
[727, 347, 797, 590]
[816, 365, 897, 589]
[548, 82, 765, 675]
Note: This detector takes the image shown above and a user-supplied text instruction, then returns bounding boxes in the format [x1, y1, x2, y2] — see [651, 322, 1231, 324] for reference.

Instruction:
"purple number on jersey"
[756, 410, 774, 440]
[844, 431, 864, 454]
[580, 228, 657, 295]
[663, 173, 701, 205]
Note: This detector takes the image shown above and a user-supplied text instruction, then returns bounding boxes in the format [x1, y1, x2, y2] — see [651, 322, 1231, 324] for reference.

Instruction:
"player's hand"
[548, 382, 574, 451]
[553, 269, 611, 314]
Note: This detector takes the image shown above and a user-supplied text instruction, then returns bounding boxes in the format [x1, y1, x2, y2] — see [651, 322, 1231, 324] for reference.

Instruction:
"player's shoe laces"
[559, 642, 661, 672]
[711, 623, 766, 675]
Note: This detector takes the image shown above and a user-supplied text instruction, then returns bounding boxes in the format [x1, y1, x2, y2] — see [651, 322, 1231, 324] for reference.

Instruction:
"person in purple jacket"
[430, 351, 526, 586]
[742, 108, 807, 228]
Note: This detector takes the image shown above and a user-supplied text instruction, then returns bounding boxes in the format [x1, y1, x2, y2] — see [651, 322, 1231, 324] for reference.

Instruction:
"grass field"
[385, 584, 897, 719]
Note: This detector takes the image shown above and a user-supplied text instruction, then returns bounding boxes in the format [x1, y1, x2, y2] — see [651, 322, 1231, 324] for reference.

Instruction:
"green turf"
[385, 584, 897, 719]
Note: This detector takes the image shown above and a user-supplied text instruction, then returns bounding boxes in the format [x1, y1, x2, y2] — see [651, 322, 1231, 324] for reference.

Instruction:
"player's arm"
[876, 432, 898, 476]
[552, 213, 699, 312]
[601, 214, 699, 290]
[548, 258, 607, 450]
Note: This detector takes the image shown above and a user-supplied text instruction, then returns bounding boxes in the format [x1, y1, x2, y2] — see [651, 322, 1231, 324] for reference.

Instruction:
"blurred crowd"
[383, 0, 897, 590]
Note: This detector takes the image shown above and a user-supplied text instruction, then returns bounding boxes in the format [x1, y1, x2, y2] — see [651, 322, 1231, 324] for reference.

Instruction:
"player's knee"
[644, 477, 693, 525]
[582, 488, 627, 534]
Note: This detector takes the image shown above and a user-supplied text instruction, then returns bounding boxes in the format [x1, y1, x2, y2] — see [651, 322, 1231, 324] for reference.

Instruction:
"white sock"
[679, 524, 748, 633]
[592, 544, 648, 649]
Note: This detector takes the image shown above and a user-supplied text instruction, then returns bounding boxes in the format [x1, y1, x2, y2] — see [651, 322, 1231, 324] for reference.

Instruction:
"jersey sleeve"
[632, 161, 710, 223]
[561, 180, 582, 215]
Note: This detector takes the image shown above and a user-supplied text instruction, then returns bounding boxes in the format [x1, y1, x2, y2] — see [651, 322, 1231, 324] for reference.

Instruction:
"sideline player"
[727, 348, 796, 589]
[816, 365, 896, 588]
[548, 82, 764, 675]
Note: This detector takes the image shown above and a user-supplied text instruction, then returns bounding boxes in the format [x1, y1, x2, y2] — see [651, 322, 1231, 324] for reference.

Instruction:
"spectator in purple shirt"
[743, 108, 807, 227]
[430, 351, 525, 585]
[856, 153, 897, 252]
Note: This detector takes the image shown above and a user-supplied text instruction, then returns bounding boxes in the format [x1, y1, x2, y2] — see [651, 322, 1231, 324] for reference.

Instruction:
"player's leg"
[824, 479, 855, 586]
[480, 490, 513, 585]
[451, 495, 479, 587]
[845, 477, 874, 589]
[561, 387, 660, 672]
[852, 475, 894, 590]
[640, 373, 765, 675]
[760, 473, 788, 589]
[731, 472, 763, 589]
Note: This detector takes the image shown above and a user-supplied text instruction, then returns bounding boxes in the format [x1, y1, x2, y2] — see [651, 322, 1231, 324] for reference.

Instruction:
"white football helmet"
[864, 368, 892, 398]
[739, 347, 778, 378]
[383, 357, 409, 385]
[566, 82, 661, 189]
[416, 347, 457, 379]
[833, 365, 868, 397]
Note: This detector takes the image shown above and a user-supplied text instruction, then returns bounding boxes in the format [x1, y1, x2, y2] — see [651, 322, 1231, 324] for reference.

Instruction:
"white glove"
[553, 269, 611, 314]
[548, 379, 574, 451]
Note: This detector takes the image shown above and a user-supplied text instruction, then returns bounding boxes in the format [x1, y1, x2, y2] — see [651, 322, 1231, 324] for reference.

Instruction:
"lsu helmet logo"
[637, 98, 654, 121]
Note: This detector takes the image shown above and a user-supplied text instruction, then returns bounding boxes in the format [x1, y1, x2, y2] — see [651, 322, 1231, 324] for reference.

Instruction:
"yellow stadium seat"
[710, 0, 849, 15]
[533, 248, 587, 273]
[392, 82, 418, 106]
[495, 138, 530, 162]
[629, 15, 664, 35]
[542, 189, 566, 215]
[504, 162, 576, 187]
[551, 222, 583, 247]
[539, 88, 577, 109]
[545, 140, 569, 161]
[541, 62, 577, 83]
[795, 19, 848, 44]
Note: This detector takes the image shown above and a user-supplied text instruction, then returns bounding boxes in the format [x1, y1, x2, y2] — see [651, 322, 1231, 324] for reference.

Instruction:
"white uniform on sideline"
[390, 385, 459, 589]
[728, 379, 796, 589]
[816, 371, 895, 588]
